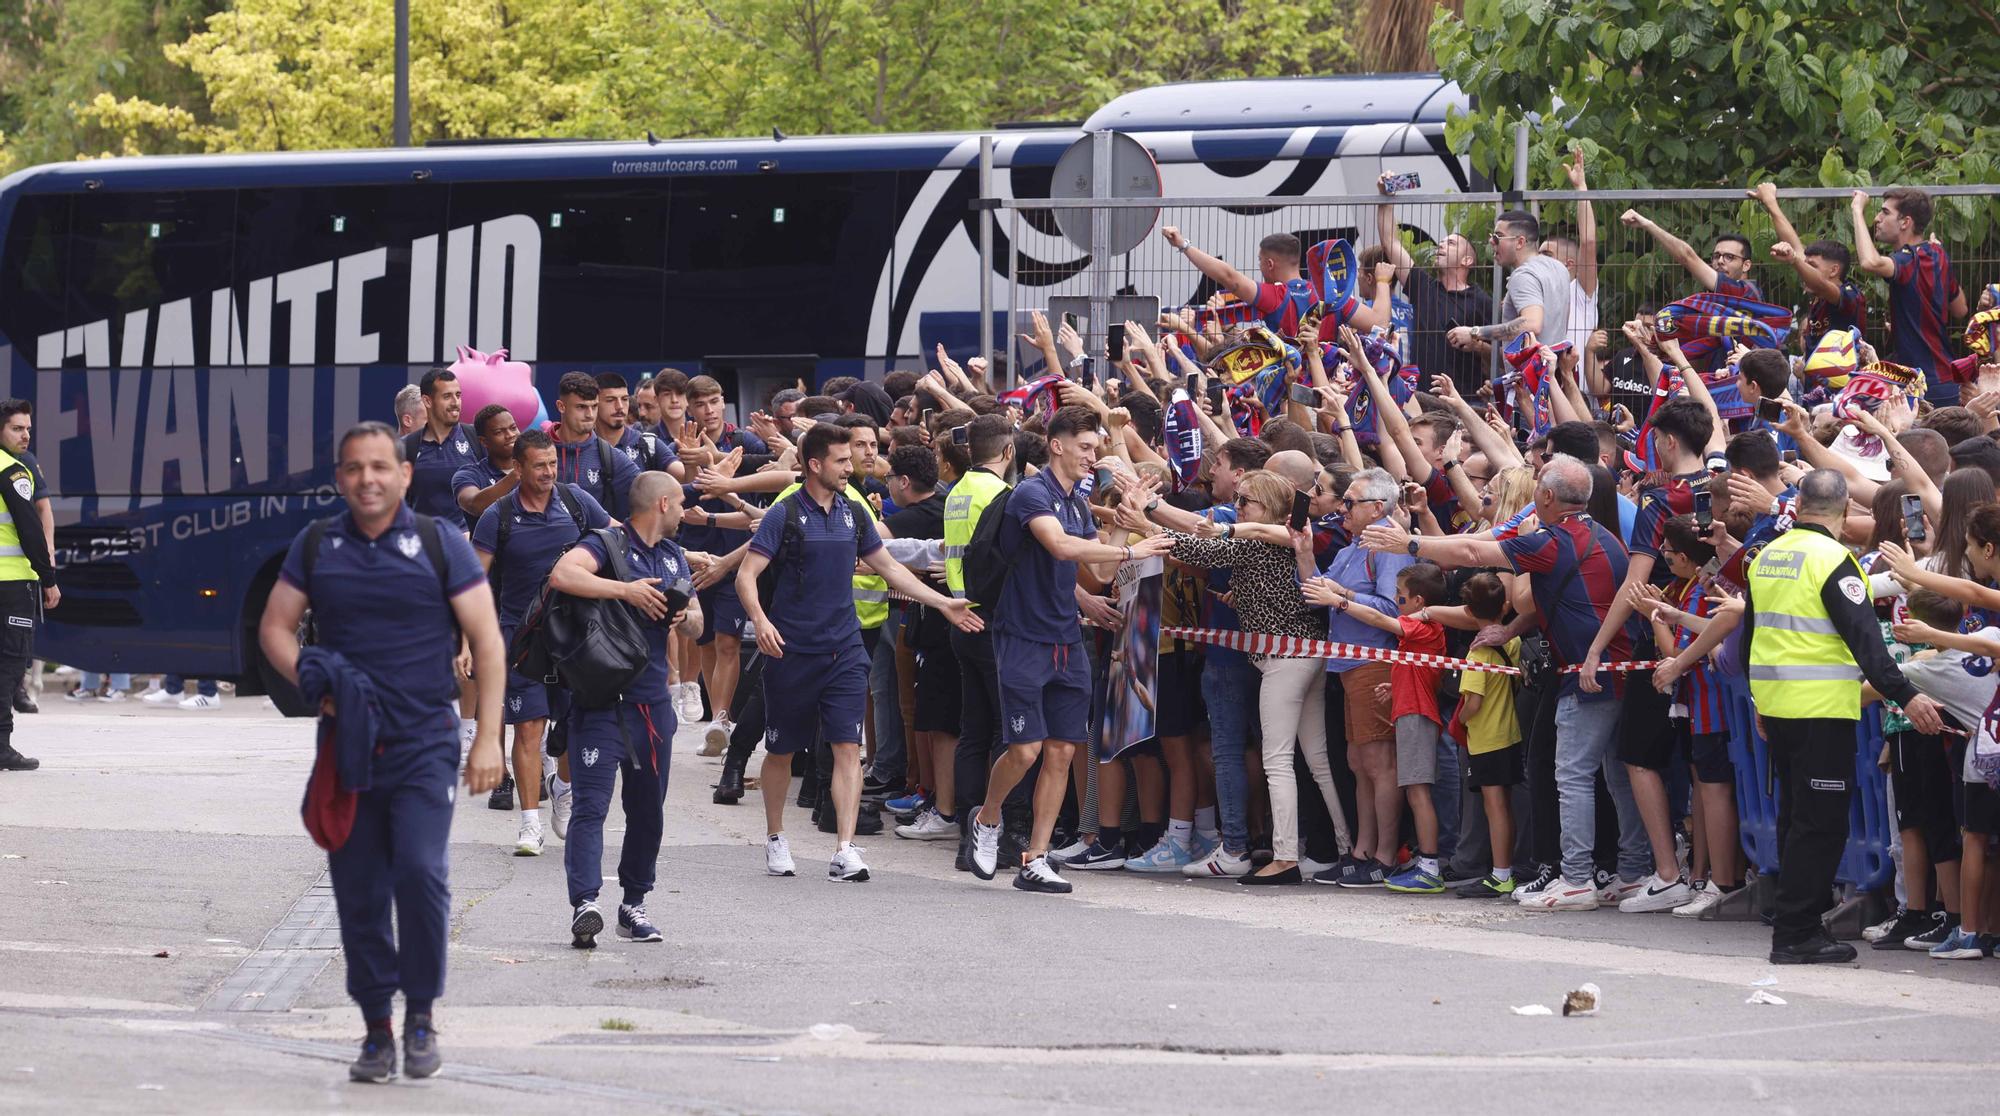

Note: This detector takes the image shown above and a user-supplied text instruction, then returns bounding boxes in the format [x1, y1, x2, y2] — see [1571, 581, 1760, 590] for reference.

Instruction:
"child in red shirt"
[1312, 562, 1450, 892]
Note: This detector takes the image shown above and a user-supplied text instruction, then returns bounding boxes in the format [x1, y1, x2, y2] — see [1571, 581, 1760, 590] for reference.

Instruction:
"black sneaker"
[617, 904, 663, 943]
[1871, 908, 1939, 951]
[571, 901, 603, 949]
[13, 694, 37, 714]
[859, 774, 903, 801]
[1334, 858, 1388, 888]
[1770, 933, 1858, 965]
[1903, 912, 1958, 952]
[486, 773, 514, 812]
[349, 1027, 398, 1083]
[402, 1016, 441, 1079]
[0, 746, 39, 772]
[1455, 874, 1518, 899]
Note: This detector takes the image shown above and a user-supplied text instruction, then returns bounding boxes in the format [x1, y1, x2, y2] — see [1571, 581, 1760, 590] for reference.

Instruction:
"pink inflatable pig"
[447, 345, 548, 433]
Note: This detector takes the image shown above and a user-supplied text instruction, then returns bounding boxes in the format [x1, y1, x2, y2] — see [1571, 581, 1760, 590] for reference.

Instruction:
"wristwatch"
[1144, 497, 1162, 514]
[1407, 536, 1421, 556]
[1174, 242, 1192, 255]
[1443, 459, 1462, 471]
[1222, 523, 1235, 539]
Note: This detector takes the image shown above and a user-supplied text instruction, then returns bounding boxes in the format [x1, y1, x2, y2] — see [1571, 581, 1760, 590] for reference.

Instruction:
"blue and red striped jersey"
[1670, 577, 1727, 734]
[1803, 280, 1867, 340]
[1889, 242, 1963, 378]
[1499, 512, 1635, 702]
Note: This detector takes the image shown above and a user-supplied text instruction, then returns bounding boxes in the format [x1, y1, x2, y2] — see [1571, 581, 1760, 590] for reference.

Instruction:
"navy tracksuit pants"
[326, 738, 457, 1023]
[563, 702, 674, 908]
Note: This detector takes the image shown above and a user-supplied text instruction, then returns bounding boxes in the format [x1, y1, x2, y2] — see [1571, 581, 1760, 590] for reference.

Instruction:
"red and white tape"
[1158, 625, 1660, 677]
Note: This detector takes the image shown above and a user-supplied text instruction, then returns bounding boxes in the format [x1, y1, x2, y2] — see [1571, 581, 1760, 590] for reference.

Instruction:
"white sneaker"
[97, 689, 127, 703]
[1861, 907, 1902, 942]
[675, 682, 704, 725]
[513, 815, 545, 857]
[828, 843, 870, 882]
[1049, 836, 1092, 864]
[1596, 872, 1643, 905]
[64, 687, 95, 703]
[1673, 879, 1727, 919]
[1617, 873, 1691, 913]
[766, 833, 796, 877]
[970, 817, 1002, 880]
[701, 717, 733, 757]
[141, 687, 177, 705]
[548, 777, 574, 841]
[1299, 855, 1338, 878]
[1182, 846, 1252, 878]
[1522, 878, 1601, 911]
[1014, 854, 1073, 894]
[895, 807, 958, 841]
[179, 693, 221, 710]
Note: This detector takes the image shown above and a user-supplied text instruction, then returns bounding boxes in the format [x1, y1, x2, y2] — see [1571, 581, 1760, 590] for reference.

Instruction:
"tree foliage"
[57, 0, 1355, 163]
[1432, 0, 2000, 194]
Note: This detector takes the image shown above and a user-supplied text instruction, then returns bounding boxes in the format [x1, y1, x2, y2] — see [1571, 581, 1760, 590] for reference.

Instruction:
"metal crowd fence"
[992, 186, 2000, 385]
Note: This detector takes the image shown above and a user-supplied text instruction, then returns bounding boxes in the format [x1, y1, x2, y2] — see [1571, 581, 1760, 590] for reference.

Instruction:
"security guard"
[546, 471, 703, 949]
[940, 414, 1022, 867]
[258, 421, 505, 1082]
[0, 436, 57, 772]
[1745, 469, 1941, 965]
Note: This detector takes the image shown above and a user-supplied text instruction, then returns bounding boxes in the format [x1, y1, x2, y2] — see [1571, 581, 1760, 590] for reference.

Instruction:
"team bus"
[0, 73, 1470, 706]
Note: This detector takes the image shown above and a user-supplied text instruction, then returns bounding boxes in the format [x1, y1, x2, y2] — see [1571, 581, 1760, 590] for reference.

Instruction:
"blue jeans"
[1553, 693, 1650, 884]
[1200, 655, 1261, 854]
[1435, 732, 1463, 863]
[82, 672, 131, 691]
[164, 675, 218, 697]
[867, 615, 905, 783]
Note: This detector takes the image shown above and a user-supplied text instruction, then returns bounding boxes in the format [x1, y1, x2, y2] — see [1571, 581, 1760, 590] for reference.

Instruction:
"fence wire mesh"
[996, 187, 2000, 387]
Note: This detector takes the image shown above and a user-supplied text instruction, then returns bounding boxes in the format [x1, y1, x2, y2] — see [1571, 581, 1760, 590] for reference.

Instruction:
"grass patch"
[599, 1018, 636, 1032]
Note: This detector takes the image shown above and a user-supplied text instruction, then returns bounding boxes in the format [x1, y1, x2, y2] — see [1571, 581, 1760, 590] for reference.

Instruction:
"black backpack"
[510, 526, 651, 709]
[754, 487, 870, 614]
[490, 484, 587, 606]
[961, 483, 1022, 612]
[299, 514, 454, 646]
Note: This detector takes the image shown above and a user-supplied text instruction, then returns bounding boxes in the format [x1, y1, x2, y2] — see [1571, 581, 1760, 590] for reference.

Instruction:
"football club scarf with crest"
[1205, 327, 1299, 435]
[1654, 292, 1793, 367]
[1950, 305, 2000, 381]
[1191, 239, 1360, 337]
[1162, 388, 1204, 492]
[1833, 361, 1926, 457]
[1500, 333, 1570, 439]
[998, 375, 1063, 424]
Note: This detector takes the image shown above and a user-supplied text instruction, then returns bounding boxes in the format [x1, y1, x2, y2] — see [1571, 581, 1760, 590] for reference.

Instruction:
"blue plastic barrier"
[1717, 674, 1895, 891]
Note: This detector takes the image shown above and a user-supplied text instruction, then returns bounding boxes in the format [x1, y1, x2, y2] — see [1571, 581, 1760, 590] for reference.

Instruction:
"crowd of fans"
[367, 167, 2000, 962]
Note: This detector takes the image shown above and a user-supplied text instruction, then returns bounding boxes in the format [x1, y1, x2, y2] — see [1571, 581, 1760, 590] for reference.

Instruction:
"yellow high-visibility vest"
[1747, 527, 1866, 721]
[775, 480, 888, 629]
[942, 469, 1008, 603]
[0, 448, 36, 582]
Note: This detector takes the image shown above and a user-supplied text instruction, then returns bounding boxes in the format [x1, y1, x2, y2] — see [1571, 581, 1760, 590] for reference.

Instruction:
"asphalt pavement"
[2, 698, 1997, 1114]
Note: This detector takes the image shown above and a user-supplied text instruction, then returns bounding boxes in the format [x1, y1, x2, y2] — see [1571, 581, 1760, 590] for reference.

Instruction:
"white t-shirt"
[1567, 278, 1599, 354]
[1895, 627, 2000, 781]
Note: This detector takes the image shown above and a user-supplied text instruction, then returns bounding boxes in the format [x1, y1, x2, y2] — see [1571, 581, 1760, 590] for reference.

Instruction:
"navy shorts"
[1155, 651, 1204, 739]
[761, 641, 869, 755]
[697, 587, 748, 647]
[996, 634, 1091, 746]
[1688, 727, 1733, 784]
[499, 626, 550, 726]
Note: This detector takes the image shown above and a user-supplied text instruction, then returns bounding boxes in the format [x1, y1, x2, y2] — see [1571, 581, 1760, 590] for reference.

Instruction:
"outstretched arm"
[1623, 209, 1718, 290]
[1162, 226, 1258, 303]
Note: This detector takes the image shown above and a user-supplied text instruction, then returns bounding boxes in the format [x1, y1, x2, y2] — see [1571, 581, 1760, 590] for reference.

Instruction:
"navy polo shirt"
[552, 434, 640, 520]
[406, 423, 482, 529]
[17, 449, 46, 499]
[451, 457, 509, 507]
[677, 427, 770, 597]
[611, 425, 677, 473]
[995, 468, 1095, 644]
[470, 484, 610, 628]
[578, 530, 691, 705]
[748, 488, 882, 654]
[278, 505, 485, 740]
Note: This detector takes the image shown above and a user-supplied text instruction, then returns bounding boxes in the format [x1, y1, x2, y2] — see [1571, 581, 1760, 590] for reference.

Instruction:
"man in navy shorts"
[968, 406, 1172, 894]
[737, 422, 979, 883]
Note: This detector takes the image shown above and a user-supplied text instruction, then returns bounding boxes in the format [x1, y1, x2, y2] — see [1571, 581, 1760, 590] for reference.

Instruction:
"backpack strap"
[412, 513, 462, 641]
[401, 431, 427, 505]
[552, 483, 588, 536]
[491, 491, 519, 605]
[593, 526, 634, 582]
[300, 518, 330, 596]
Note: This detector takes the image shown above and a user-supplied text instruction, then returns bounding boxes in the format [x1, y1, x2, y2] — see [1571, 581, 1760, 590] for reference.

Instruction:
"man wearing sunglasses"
[1619, 209, 1764, 301]
[1446, 210, 1570, 351]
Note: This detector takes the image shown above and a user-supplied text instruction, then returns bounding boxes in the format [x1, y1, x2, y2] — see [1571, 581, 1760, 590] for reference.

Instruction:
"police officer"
[258, 421, 505, 1082]
[1745, 469, 1941, 965]
[940, 414, 1021, 866]
[547, 472, 703, 948]
[738, 422, 981, 882]
[0, 425, 57, 771]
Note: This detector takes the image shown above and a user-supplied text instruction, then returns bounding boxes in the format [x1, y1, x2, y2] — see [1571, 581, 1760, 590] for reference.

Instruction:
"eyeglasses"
[1341, 497, 1387, 510]
[1487, 231, 1522, 244]
[1711, 251, 1746, 264]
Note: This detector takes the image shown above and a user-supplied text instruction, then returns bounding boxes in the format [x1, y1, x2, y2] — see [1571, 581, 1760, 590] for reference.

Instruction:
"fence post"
[1006, 207, 1020, 390]
[978, 135, 995, 376]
